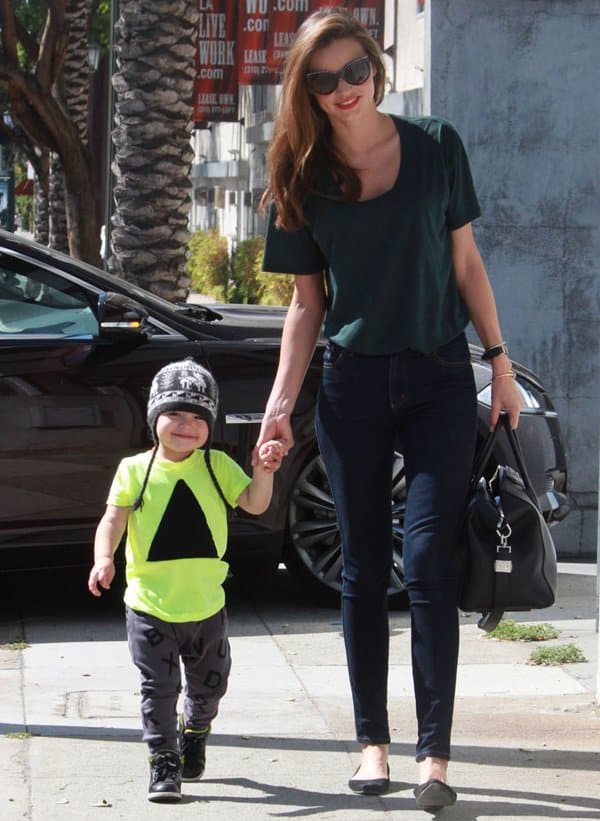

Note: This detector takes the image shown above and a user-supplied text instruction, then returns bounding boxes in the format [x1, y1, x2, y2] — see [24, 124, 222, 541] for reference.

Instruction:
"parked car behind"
[0, 231, 569, 605]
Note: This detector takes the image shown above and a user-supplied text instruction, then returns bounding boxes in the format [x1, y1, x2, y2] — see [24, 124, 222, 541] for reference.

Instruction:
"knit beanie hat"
[146, 358, 218, 444]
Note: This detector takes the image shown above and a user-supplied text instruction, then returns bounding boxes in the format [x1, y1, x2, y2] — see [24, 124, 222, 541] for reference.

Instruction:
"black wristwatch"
[481, 342, 509, 361]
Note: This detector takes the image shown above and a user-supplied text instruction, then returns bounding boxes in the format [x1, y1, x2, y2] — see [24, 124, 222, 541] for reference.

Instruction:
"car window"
[0, 261, 98, 336]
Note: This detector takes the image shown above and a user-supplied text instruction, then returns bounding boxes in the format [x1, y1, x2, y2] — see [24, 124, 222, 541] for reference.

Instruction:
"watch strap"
[482, 342, 508, 361]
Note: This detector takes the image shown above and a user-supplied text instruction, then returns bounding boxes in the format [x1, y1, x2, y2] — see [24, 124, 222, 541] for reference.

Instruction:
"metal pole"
[596, 423, 599, 703]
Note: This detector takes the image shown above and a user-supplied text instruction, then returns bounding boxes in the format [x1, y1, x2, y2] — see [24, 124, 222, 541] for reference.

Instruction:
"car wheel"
[285, 451, 409, 608]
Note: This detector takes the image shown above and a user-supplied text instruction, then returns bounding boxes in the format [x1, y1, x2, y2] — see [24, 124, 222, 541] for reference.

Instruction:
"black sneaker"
[179, 718, 209, 781]
[147, 749, 182, 802]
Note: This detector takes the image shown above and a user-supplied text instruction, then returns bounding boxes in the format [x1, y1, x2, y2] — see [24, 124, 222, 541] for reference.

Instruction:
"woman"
[254, 8, 522, 811]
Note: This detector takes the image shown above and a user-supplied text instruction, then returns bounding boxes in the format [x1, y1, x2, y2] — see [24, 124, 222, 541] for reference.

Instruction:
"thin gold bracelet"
[492, 371, 516, 380]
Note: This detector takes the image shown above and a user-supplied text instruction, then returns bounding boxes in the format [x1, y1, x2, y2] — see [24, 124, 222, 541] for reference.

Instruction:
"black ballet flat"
[413, 778, 457, 811]
[348, 764, 390, 796]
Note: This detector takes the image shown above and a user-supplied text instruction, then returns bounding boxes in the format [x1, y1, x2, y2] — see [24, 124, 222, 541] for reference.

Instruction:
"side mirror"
[97, 291, 148, 338]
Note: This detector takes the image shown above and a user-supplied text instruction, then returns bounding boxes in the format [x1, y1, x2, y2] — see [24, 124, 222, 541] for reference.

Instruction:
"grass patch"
[528, 644, 586, 666]
[485, 620, 559, 642]
[2, 640, 29, 651]
[5, 731, 32, 739]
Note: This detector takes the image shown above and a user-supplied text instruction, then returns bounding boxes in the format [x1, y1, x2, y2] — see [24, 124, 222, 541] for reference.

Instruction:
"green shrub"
[485, 620, 560, 642]
[252, 241, 294, 306]
[230, 236, 264, 303]
[528, 644, 586, 666]
[16, 195, 33, 232]
[187, 229, 229, 301]
[187, 230, 294, 306]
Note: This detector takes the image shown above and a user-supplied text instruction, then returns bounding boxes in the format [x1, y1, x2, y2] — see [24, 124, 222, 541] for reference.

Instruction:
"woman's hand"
[252, 411, 294, 466]
[490, 375, 523, 430]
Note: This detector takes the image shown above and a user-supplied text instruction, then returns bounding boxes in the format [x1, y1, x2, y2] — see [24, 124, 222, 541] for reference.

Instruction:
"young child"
[88, 358, 283, 802]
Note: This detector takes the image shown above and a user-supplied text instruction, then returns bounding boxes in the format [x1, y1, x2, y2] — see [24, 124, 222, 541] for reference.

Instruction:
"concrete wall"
[425, 1, 599, 557]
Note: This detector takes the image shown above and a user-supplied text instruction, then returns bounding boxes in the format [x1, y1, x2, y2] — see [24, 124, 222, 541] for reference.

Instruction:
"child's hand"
[88, 558, 116, 597]
[257, 439, 285, 473]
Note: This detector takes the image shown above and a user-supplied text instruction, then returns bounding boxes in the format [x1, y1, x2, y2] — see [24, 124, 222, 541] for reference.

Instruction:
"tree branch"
[0, 0, 19, 65]
[36, 0, 68, 93]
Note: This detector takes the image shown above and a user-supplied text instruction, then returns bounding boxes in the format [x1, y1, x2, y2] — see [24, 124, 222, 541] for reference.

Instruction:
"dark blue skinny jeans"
[315, 332, 477, 762]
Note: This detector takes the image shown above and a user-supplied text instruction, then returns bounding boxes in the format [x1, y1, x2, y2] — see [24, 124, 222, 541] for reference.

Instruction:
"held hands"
[88, 558, 115, 597]
[252, 411, 294, 467]
[255, 439, 285, 474]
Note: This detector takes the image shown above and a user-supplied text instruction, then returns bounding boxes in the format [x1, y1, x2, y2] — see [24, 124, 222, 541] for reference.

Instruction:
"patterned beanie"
[146, 358, 218, 444]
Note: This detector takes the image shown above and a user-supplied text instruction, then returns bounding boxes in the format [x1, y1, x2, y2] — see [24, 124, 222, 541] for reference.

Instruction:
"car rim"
[288, 453, 407, 597]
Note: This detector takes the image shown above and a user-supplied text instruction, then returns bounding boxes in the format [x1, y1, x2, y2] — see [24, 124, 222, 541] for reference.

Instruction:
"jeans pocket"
[323, 340, 347, 369]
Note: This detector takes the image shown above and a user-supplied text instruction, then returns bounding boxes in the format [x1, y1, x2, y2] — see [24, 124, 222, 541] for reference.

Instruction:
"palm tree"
[108, 0, 198, 300]
[49, 0, 91, 254]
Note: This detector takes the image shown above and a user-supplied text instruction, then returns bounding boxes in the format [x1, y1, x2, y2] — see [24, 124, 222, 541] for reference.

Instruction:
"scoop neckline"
[354, 115, 404, 204]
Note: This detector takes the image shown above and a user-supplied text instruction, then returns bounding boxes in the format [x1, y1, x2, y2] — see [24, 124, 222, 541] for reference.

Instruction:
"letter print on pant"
[127, 607, 232, 752]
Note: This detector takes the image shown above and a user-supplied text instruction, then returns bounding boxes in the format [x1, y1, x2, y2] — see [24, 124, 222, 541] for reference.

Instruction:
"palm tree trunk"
[49, 153, 68, 253]
[108, 0, 198, 299]
[34, 175, 49, 246]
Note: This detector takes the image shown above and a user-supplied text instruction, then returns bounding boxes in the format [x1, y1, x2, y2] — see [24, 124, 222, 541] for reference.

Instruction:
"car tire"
[284, 450, 410, 609]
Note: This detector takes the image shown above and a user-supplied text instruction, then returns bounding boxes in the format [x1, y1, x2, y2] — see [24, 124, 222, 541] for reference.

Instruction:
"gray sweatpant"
[126, 605, 231, 753]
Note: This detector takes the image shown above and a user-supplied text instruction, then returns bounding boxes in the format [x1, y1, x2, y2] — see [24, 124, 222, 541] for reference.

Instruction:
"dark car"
[0, 230, 569, 605]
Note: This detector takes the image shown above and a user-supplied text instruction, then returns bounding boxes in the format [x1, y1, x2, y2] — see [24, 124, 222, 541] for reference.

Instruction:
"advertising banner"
[194, 0, 239, 125]
[238, 0, 385, 85]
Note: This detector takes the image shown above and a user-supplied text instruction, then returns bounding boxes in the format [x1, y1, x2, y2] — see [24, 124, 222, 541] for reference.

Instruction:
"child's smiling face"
[155, 410, 209, 461]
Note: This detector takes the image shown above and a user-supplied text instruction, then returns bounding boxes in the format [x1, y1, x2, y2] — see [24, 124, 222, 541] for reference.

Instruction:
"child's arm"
[236, 440, 284, 515]
[88, 504, 130, 597]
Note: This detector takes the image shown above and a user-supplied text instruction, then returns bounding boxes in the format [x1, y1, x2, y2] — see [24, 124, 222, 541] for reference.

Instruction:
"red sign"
[238, 0, 385, 85]
[194, 0, 239, 124]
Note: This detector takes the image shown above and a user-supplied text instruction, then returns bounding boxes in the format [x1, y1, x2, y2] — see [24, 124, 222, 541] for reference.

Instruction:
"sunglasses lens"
[306, 56, 371, 95]
[307, 73, 338, 95]
[346, 57, 370, 86]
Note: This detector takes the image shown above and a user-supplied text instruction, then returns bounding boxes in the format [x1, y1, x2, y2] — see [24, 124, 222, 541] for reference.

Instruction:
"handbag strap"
[469, 414, 505, 492]
[470, 414, 536, 495]
[470, 415, 531, 633]
[478, 609, 503, 632]
[502, 417, 540, 507]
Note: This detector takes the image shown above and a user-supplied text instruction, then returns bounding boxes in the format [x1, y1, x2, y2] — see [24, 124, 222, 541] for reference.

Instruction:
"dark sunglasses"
[305, 55, 371, 96]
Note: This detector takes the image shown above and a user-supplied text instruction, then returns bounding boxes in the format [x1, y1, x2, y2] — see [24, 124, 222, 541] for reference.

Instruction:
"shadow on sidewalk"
[151, 775, 600, 818]
[3, 724, 598, 816]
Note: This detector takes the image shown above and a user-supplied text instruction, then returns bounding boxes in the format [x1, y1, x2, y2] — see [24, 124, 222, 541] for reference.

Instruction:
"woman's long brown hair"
[261, 8, 387, 231]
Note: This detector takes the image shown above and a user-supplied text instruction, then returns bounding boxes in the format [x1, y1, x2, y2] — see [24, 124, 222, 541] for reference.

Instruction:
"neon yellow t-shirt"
[107, 449, 251, 622]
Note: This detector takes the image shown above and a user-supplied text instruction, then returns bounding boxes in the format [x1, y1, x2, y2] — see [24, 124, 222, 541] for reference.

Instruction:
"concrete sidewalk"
[1, 563, 598, 819]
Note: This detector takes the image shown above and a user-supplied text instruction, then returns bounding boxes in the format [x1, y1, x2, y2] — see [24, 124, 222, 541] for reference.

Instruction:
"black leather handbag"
[458, 414, 558, 632]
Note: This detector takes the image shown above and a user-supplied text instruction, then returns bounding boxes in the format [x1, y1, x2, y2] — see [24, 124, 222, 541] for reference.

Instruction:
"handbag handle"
[470, 414, 538, 506]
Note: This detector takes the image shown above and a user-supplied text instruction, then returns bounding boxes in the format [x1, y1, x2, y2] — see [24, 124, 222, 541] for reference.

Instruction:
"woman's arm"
[253, 272, 326, 460]
[451, 223, 523, 429]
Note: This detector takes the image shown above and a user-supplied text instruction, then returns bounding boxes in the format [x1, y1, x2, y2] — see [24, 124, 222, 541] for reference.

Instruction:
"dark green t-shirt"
[262, 116, 481, 354]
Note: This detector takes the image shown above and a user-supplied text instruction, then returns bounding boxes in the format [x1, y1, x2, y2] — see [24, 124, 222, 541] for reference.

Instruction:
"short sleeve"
[262, 203, 327, 275]
[106, 459, 135, 507]
[441, 123, 481, 230]
[209, 450, 252, 508]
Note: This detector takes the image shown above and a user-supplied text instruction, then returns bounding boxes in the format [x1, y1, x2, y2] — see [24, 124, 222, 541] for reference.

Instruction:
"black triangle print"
[147, 479, 219, 561]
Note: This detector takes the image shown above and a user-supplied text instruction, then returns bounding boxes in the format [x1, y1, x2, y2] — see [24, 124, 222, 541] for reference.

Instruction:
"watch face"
[482, 343, 508, 360]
